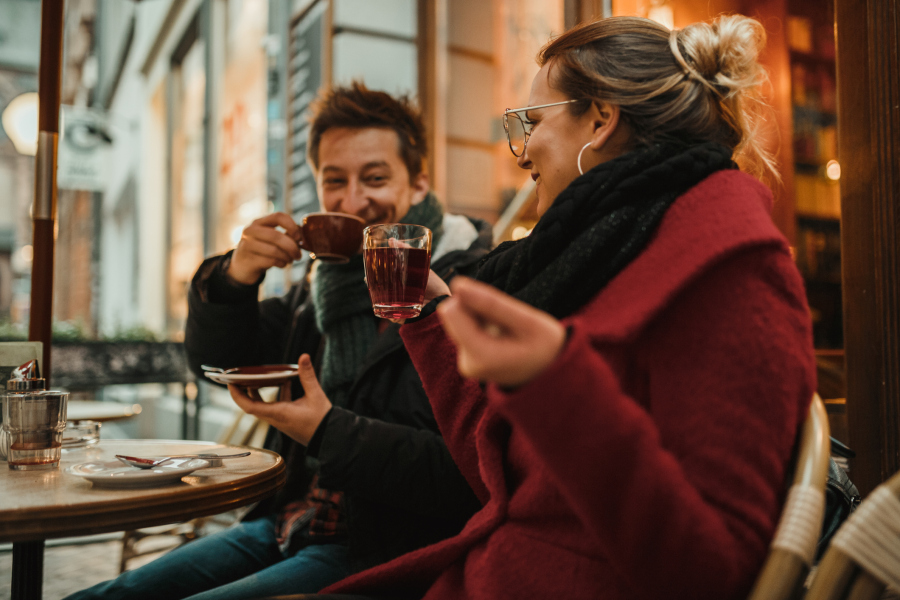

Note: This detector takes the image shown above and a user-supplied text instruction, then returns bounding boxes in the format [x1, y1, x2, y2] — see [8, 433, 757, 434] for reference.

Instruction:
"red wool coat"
[324, 170, 817, 600]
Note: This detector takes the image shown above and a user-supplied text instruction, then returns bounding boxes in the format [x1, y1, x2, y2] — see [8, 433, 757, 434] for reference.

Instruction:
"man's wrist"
[205, 252, 261, 303]
[305, 407, 334, 456]
[220, 254, 265, 288]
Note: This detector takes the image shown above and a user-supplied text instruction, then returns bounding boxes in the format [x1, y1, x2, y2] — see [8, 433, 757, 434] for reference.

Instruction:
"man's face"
[315, 127, 429, 225]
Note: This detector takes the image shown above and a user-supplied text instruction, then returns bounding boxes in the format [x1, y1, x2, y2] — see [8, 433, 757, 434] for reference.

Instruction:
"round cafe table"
[0, 439, 286, 600]
[66, 400, 142, 422]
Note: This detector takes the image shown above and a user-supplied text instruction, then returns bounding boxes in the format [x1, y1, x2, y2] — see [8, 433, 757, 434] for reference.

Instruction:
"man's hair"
[307, 82, 428, 182]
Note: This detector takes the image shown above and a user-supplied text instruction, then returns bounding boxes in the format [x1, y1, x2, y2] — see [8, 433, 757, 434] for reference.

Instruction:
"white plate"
[65, 458, 210, 488]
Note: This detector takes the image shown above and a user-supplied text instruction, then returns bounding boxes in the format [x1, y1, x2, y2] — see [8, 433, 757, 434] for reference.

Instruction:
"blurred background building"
[0, 0, 841, 347]
[0, 0, 843, 438]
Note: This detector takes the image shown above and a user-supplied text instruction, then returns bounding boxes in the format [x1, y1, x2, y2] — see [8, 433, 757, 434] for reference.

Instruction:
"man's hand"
[437, 276, 566, 388]
[228, 212, 303, 285]
[228, 354, 333, 445]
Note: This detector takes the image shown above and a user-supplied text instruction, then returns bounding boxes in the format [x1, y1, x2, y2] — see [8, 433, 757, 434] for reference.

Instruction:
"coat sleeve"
[313, 406, 481, 521]
[184, 254, 300, 379]
[400, 314, 492, 505]
[486, 247, 816, 600]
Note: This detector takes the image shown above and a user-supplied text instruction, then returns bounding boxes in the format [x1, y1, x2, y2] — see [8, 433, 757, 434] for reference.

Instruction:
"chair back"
[748, 393, 831, 600]
[804, 469, 900, 600]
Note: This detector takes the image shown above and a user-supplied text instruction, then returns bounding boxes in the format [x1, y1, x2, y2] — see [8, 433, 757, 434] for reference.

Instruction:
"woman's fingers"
[439, 278, 567, 387]
[387, 238, 413, 249]
[438, 297, 498, 350]
[448, 277, 543, 335]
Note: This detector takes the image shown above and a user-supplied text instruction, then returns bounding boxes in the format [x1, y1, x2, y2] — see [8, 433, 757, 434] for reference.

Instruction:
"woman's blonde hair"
[539, 14, 778, 182]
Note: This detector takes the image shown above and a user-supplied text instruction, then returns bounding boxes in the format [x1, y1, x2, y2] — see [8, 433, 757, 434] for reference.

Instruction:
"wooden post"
[28, 0, 65, 384]
[836, 0, 900, 494]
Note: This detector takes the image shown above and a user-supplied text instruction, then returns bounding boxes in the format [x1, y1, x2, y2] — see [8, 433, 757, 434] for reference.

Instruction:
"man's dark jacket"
[184, 216, 491, 571]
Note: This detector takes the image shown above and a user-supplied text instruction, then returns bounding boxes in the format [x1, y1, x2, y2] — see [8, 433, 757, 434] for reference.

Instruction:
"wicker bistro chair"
[804, 469, 900, 600]
[748, 394, 832, 600]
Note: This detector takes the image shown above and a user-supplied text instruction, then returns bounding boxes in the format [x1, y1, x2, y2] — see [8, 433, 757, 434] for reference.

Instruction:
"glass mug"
[2, 389, 68, 470]
[363, 224, 432, 319]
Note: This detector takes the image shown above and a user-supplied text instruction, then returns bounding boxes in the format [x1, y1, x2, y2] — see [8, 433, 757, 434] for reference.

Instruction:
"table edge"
[0, 446, 286, 543]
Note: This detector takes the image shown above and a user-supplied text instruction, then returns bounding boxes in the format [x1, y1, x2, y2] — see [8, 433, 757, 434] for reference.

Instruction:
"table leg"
[182, 383, 190, 440]
[11, 540, 44, 600]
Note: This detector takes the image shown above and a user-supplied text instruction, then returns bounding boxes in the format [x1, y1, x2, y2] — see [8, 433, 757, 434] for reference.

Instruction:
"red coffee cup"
[298, 212, 366, 263]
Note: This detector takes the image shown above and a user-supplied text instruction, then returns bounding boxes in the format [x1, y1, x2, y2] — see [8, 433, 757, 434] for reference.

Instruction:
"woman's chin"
[535, 192, 555, 218]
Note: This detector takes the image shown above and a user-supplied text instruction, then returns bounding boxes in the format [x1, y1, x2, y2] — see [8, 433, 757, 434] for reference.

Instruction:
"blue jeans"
[64, 517, 353, 600]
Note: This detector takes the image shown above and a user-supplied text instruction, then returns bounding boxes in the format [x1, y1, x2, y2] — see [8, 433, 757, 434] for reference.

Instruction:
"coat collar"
[570, 170, 789, 343]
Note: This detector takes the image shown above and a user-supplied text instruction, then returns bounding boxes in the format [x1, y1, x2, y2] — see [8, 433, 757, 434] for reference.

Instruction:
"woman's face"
[517, 62, 629, 217]
[517, 64, 595, 216]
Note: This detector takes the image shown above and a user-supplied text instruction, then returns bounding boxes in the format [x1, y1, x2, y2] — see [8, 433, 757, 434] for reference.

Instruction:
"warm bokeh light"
[21, 245, 33, 262]
[511, 226, 532, 240]
[825, 159, 841, 181]
[648, 2, 674, 30]
[238, 197, 267, 221]
[1, 92, 39, 156]
[231, 225, 244, 246]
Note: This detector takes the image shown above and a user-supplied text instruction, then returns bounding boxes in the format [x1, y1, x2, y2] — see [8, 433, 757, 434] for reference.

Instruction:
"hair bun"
[679, 15, 767, 96]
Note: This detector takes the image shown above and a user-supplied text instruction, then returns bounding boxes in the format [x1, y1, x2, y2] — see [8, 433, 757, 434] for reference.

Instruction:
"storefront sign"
[57, 106, 111, 191]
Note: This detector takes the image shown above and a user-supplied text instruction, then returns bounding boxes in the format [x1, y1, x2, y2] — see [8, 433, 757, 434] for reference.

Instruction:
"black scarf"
[476, 142, 736, 320]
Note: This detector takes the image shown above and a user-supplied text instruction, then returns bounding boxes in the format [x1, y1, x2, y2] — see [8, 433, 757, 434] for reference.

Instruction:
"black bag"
[815, 440, 861, 561]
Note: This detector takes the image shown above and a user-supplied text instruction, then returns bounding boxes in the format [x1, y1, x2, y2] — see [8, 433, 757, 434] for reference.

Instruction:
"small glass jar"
[2, 377, 68, 471]
[63, 420, 101, 448]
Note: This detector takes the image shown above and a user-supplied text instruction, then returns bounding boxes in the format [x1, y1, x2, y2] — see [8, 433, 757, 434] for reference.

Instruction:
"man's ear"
[589, 103, 622, 151]
[409, 170, 430, 205]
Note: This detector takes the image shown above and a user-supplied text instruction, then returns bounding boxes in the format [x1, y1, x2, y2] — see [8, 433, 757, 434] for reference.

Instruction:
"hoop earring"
[577, 142, 592, 176]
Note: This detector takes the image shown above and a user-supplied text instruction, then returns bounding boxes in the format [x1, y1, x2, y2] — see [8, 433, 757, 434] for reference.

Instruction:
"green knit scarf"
[311, 192, 444, 406]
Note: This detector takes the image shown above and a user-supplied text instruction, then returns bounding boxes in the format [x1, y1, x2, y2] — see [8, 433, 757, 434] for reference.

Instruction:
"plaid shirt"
[275, 474, 347, 553]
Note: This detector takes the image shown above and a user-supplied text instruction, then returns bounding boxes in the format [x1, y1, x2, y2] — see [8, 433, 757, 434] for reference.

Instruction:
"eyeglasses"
[503, 100, 579, 157]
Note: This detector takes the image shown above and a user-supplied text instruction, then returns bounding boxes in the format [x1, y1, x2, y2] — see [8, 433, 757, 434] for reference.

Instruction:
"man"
[66, 82, 491, 600]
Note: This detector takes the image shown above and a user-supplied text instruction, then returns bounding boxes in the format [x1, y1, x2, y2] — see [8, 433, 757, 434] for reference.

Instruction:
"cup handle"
[296, 227, 312, 252]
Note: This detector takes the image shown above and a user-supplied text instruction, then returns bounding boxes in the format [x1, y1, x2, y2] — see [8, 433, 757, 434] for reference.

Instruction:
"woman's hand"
[383, 269, 451, 325]
[228, 354, 332, 445]
[437, 276, 566, 388]
[423, 269, 451, 304]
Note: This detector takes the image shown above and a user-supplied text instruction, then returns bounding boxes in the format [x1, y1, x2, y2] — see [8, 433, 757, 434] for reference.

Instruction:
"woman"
[323, 14, 815, 600]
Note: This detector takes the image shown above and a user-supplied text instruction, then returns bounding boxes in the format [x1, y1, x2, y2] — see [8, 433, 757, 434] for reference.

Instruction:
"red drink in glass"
[364, 247, 431, 318]
[363, 224, 433, 319]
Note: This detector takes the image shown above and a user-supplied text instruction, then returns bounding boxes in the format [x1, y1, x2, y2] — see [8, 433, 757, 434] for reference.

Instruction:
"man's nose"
[340, 179, 370, 215]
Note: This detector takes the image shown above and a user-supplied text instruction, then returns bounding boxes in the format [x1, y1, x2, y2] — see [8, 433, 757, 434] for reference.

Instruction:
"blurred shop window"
[331, 0, 417, 96]
[286, 0, 327, 279]
[167, 31, 206, 337]
[218, 0, 269, 261]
